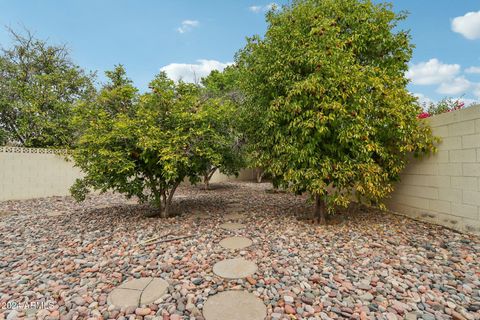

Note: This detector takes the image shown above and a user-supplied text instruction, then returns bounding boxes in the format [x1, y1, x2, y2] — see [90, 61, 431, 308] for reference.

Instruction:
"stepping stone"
[219, 222, 245, 231]
[227, 203, 245, 212]
[118, 277, 152, 290]
[219, 236, 253, 250]
[203, 290, 267, 320]
[213, 258, 257, 279]
[223, 212, 246, 221]
[107, 277, 169, 308]
[0, 211, 13, 217]
[191, 212, 210, 219]
[46, 211, 64, 217]
[140, 278, 170, 305]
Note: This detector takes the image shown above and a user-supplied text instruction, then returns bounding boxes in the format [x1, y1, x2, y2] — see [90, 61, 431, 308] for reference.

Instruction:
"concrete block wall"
[0, 146, 256, 202]
[386, 104, 480, 235]
[0, 147, 83, 201]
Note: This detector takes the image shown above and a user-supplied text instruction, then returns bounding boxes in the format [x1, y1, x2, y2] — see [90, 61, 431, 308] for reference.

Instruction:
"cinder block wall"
[0, 147, 256, 201]
[387, 104, 480, 235]
[0, 147, 83, 201]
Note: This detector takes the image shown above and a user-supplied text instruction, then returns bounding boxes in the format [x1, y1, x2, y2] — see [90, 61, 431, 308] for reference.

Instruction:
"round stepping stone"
[223, 212, 246, 221]
[191, 212, 210, 219]
[107, 277, 168, 308]
[219, 236, 253, 250]
[46, 211, 64, 217]
[219, 222, 245, 231]
[213, 258, 257, 279]
[227, 204, 244, 211]
[203, 291, 267, 320]
[0, 211, 13, 217]
[140, 278, 169, 305]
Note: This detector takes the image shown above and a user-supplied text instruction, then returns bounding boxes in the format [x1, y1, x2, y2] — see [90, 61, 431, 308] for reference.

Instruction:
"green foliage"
[71, 66, 243, 215]
[425, 97, 465, 116]
[202, 66, 244, 104]
[236, 0, 437, 222]
[200, 67, 245, 188]
[0, 29, 95, 147]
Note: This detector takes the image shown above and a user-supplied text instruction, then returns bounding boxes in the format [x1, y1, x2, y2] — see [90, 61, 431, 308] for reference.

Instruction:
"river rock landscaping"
[0, 182, 479, 320]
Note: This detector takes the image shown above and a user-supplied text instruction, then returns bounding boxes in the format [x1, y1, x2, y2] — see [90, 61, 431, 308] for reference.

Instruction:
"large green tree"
[237, 0, 436, 223]
[199, 67, 245, 189]
[71, 66, 242, 216]
[0, 29, 95, 147]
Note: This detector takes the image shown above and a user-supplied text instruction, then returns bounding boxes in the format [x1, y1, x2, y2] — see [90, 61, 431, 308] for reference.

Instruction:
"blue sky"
[1, 0, 480, 105]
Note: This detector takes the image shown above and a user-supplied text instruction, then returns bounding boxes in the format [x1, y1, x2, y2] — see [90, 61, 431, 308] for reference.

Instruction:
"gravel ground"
[0, 182, 479, 320]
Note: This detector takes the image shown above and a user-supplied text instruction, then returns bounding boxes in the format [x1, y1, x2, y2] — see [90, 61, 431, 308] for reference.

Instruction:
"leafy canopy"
[236, 0, 436, 221]
[0, 29, 95, 147]
[199, 67, 245, 188]
[71, 66, 242, 216]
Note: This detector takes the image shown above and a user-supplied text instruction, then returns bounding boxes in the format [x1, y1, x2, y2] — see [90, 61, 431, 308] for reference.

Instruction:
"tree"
[71, 67, 242, 216]
[0, 28, 95, 147]
[199, 67, 245, 189]
[236, 0, 436, 224]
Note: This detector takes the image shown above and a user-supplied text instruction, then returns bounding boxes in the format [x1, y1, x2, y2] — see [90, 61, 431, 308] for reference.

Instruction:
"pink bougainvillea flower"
[418, 112, 430, 119]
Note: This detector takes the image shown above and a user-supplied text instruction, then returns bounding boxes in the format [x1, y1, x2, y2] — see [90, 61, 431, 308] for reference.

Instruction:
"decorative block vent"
[0, 146, 68, 155]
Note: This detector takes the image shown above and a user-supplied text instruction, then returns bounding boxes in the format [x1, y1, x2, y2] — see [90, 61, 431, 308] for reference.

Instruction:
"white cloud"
[265, 2, 278, 11]
[437, 76, 471, 95]
[465, 66, 480, 74]
[249, 3, 278, 13]
[248, 5, 263, 13]
[473, 84, 480, 98]
[406, 59, 460, 85]
[413, 93, 434, 106]
[458, 97, 479, 106]
[160, 59, 233, 83]
[452, 11, 480, 40]
[413, 93, 479, 108]
[177, 20, 199, 34]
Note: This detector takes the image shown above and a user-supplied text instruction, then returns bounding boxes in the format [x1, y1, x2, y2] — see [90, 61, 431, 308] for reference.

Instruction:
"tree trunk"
[256, 169, 264, 183]
[148, 179, 164, 218]
[204, 174, 210, 190]
[160, 193, 167, 219]
[163, 201, 169, 219]
[161, 180, 181, 218]
[167, 181, 180, 206]
[314, 195, 326, 225]
[203, 168, 216, 190]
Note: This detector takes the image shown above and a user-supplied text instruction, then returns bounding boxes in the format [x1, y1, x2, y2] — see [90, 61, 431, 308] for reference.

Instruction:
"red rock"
[285, 305, 296, 314]
[50, 310, 60, 318]
[392, 301, 407, 314]
[135, 307, 152, 316]
[315, 304, 323, 312]
[418, 285, 427, 293]
[360, 311, 368, 320]
[170, 315, 182, 320]
[451, 311, 467, 320]
[342, 281, 353, 291]
[246, 276, 257, 286]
